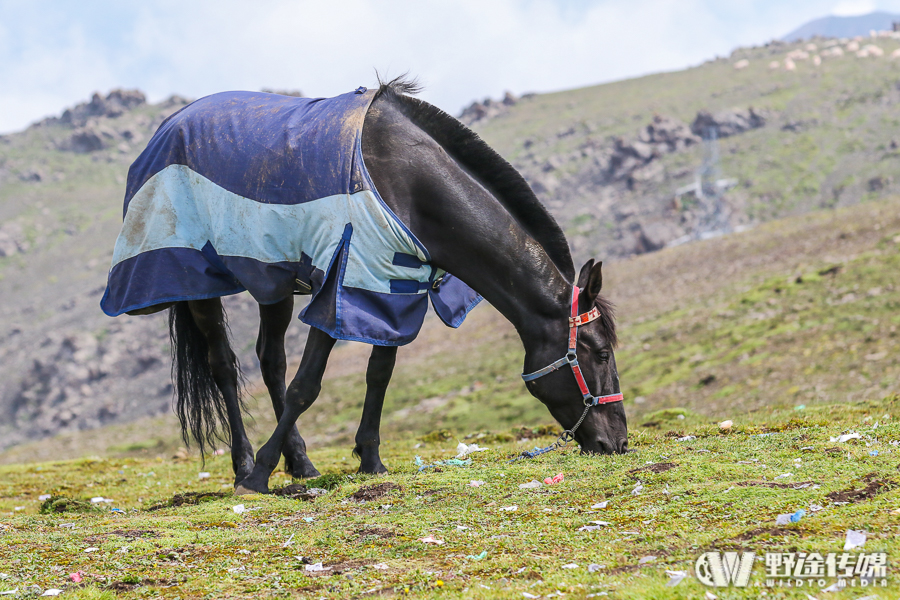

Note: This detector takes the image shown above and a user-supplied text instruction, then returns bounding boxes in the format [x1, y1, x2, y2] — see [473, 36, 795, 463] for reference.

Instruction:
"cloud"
[0, 0, 888, 134]
[831, 0, 878, 15]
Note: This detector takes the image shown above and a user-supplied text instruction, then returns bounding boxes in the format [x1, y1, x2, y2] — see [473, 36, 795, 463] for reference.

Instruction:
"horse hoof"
[234, 483, 266, 496]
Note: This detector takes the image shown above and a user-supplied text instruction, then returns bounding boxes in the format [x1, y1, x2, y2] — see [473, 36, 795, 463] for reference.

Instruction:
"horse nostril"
[617, 438, 629, 454]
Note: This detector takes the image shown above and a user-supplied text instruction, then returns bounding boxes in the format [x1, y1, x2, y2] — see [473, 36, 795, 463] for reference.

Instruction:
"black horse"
[116, 78, 626, 494]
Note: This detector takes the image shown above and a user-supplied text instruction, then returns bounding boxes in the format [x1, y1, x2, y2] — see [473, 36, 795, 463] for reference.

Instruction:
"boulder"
[691, 107, 766, 138]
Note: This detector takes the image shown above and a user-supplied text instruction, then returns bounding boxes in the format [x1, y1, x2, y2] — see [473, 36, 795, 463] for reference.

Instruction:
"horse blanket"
[100, 88, 481, 345]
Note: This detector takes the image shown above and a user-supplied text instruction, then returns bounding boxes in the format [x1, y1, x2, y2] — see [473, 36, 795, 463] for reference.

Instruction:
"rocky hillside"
[464, 31, 900, 260]
[2, 32, 900, 451]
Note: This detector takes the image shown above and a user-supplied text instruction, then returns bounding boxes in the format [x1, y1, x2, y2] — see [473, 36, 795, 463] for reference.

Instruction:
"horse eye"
[598, 351, 610, 363]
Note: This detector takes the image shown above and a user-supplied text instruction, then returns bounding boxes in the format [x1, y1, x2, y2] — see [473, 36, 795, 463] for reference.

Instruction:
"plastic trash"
[588, 564, 604, 572]
[774, 473, 792, 480]
[84, 547, 99, 553]
[561, 563, 579, 569]
[282, 534, 294, 548]
[40, 591, 62, 597]
[631, 483, 644, 496]
[705, 592, 718, 600]
[0, 590, 17, 596]
[869, 450, 879, 456]
[677, 435, 696, 442]
[776, 509, 805, 525]
[456, 442, 488, 459]
[665, 570, 688, 586]
[69, 572, 84, 583]
[719, 420, 733, 431]
[544, 473, 564, 485]
[304, 562, 331, 572]
[466, 551, 488, 560]
[371, 563, 389, 570]
[419, 535, 445, 545]
[198, 472, 210, 479]
[302, 516, 314, 522]
[232, 504, 246, 514]
[638, 556, 656, 564]
[829, 432, 861, 443]
[90, 497, 113, 504]
[578, 525, 604, 531]
[500, 505, 518, 512]
[590, 520, 611, 525]
[523, 593, 539, 599]
[844, 529, 866, 550]
[38, 494, 51, 501]
[519, 480, 542, 489]
[469, 480, 485, 487]
[591, 501, 608, 509]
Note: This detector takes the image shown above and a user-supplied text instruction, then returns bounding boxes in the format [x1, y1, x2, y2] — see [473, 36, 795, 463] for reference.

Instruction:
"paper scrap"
[500, 505, 518, 512]
[419, 535, 445, 545]
[38, 494, 51, 501]
[677, 435, 696, 442]
[469, 480, 485, 487]
[304, 562, 331, 572]
[84, 547, 99, 553]
[561, 563, 579, 569]
[631, 483, 644, 496]
[666, 570, 688, 586]
[578, 525, 604, 531]
[519, 480, 542, 489]
[830, 432, 861, 443]
[41, 591, 63, 597]
[844, 529, 866, 550]
[198, 472, 210, 479]
[456, 442, 488, 459]
[591, 501, 608, 509]
[588, 563, 604, 572]
[232, 504, 245, 514]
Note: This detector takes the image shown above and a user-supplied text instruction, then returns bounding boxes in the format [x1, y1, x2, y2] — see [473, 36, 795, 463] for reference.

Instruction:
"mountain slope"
[783, 11, 900, 41]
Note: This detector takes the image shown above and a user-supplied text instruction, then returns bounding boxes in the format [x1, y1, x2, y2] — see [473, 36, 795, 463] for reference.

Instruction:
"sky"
[2, 0, 900, 134]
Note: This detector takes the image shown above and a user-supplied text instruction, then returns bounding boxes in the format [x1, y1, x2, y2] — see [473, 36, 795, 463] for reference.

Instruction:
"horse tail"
[168, 301, 238, 457]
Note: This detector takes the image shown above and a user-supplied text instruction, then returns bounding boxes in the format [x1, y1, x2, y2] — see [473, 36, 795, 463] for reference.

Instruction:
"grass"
[0, 396, 898, 598]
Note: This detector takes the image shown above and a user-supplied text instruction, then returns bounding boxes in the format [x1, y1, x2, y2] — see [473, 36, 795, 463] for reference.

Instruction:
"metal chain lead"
[555, 403, 592, 448]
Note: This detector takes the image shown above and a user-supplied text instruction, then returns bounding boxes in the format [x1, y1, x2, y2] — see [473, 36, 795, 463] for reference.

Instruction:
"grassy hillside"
[0, 395, 897, 598]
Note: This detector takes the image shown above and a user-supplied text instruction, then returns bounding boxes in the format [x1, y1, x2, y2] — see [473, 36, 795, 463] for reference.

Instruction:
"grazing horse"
[102, 78, 627, 494]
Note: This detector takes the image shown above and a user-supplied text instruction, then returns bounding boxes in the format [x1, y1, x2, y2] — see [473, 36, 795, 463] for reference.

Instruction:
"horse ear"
[585, 261, 603, 299]
[576, 259, 595, 290]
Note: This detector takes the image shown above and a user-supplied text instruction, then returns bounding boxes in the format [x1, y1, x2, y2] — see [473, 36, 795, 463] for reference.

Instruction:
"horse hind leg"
[174, 298, 256, 485]
[257, 297, 320, 479]
[236, 327, 336, 495]
[354, 345, 397, 474]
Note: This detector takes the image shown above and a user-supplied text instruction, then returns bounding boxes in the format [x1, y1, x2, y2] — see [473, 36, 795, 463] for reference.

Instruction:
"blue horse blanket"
[101, 88, 481, 345]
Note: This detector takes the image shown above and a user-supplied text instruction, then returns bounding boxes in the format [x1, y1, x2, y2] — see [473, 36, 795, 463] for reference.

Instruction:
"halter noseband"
[521, 285, 624, 407]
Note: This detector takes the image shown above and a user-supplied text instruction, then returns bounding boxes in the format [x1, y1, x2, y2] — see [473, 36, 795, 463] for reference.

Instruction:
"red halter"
[521, 285, 624, 407]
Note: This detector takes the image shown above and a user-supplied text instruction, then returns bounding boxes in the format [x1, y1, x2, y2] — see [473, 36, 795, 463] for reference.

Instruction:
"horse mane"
[595, 295, 618, 349]
[374, 75, 576, 282]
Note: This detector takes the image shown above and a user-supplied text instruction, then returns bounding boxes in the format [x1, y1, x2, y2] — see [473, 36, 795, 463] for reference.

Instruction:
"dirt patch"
[356, 527, 395, 540]
[734, 481, 816, 489]
[85, 529, 159, 542]
[826, 473, 895, 503]
[824, 447, 843, 454]
[349, 482, 402, 502]
[273, 484, 320, 501]
[629, 462, 677, 474]
[108, 578, 179, 591]
[733, 526, 802, 542]
[302, 559, 376, 577]
[148, 491, 229, 511]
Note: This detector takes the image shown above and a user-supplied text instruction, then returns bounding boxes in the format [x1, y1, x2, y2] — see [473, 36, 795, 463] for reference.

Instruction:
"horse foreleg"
[236, 327, 336, 494]
[354, 345, 397, 474]
[187, 299, 255, 486]
[257, 298, 320, 479]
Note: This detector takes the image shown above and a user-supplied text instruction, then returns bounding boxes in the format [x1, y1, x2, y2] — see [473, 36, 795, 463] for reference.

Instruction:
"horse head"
[525, 260, 628, 455]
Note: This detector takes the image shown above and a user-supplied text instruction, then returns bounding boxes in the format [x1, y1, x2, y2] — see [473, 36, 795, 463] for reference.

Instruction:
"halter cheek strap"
[521, 285, 624, 407]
